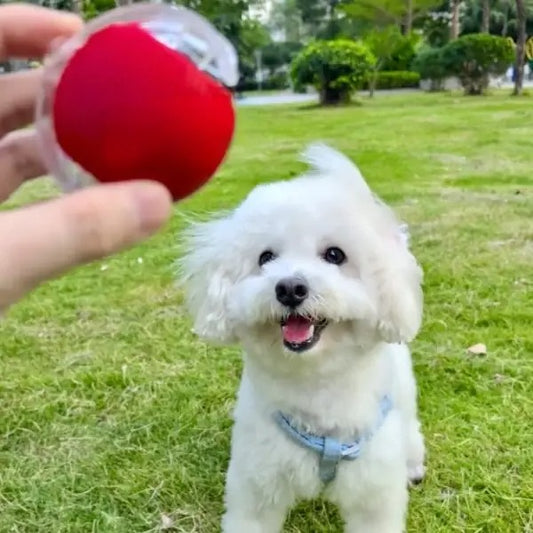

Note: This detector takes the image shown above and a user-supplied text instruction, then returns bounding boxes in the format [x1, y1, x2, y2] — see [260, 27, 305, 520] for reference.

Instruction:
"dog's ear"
[177, 215, 238, 344]
[373, 224, 423, 344]
[302, 143, 373, 198]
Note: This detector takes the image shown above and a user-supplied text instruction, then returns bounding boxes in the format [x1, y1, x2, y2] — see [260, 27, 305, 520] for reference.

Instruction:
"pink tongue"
[282, 316, 313, 344]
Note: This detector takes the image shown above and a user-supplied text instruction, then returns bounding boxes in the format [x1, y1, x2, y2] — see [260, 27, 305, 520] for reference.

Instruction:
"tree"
[343, 0, 406, 29]
[238, 18, 271, 62]
[342, 0, 440, 34]
[364, 25, 405, 96]
[236, 17, 271, 88]
[458, 0, 533, 39]
[291, 39, 375, 104]
[296, 0, 343, 36]
[296, 0, 330, 27]
[513, 0, 527, 94]
[494, 0, 517, 35]
[268, 0, 350, 42]
[421, 1, 452, 46]
[268, 0, 304, 41]
[262, 41, 303, 73]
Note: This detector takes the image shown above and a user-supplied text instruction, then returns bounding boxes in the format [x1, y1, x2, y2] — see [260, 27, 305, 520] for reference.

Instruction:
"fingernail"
[131, 183, 172, 234]
[58, 12, 83, 32]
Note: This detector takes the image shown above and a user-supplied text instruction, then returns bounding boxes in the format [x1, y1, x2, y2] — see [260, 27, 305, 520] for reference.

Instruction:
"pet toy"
[36, 2, 238, 201]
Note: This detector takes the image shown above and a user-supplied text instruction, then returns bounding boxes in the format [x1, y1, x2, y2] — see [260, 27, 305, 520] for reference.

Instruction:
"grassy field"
[1, 92, 532, 532]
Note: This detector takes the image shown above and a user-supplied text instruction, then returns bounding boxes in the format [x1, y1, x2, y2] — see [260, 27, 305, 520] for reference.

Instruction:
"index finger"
[0, 3, 82, 61]
[0, 180, 172, 310]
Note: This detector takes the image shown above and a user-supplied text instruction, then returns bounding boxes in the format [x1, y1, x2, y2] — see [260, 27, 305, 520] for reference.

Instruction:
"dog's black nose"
[275, 277, 309, 308]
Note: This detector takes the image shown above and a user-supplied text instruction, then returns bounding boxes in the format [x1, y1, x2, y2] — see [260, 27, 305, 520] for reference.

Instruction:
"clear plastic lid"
[35, 2, 239, 192]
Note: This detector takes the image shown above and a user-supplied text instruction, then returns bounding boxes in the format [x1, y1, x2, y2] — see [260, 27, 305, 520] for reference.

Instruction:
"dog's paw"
[407, 463, 426, 487]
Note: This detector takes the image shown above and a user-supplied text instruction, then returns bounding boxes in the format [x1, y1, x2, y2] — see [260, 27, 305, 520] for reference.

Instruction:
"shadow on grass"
[285, 499, 342, 531]
[297, 100, 364, 111]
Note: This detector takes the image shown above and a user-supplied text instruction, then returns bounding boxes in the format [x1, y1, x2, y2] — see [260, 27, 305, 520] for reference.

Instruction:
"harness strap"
[275, 395, 392, 483]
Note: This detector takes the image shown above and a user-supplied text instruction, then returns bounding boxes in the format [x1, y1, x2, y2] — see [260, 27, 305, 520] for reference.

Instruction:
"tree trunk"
[513, 0, 526, 95]
[368, 60, 383, 98]
[463, 74, 489, 95]
[450, 0, 460, 40]
[404, 0, 413, 35]
[369, 70, 378, 98]
[481, 0, 490, 32]
[319, 87, 351, 105]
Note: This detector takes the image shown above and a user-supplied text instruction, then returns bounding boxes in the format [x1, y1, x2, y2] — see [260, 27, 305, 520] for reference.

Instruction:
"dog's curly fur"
[179, 144, 426, 533]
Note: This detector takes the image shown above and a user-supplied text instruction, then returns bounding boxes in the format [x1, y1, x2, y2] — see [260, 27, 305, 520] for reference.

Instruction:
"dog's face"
[179, 145, 423, 358]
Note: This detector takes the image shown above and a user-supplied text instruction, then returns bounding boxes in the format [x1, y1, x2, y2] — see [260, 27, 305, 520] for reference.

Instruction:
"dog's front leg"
[341, 505, 406, 533]
[339, 480, 408, 533]
[222, 459, 293, 533]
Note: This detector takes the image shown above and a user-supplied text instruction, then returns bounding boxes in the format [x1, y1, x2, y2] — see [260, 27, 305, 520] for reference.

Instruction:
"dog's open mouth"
[280, 314, 328, 352]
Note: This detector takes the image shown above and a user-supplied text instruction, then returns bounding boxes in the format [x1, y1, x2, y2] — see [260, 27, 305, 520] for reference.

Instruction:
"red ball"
[53, 23, 235, 201]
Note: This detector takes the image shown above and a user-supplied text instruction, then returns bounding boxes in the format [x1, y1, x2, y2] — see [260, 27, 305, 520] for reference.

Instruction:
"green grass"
[1, 92, 532, 532]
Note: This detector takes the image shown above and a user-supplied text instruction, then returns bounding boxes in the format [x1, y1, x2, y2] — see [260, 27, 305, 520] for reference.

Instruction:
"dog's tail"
[301, 143, 372, 197]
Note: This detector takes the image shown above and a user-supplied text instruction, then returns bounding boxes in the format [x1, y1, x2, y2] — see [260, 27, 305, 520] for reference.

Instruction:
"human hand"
[0, 4, 172, 311]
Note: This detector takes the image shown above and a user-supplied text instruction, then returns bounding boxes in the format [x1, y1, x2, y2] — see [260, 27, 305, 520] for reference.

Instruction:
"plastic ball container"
[36, 2, 239, 198]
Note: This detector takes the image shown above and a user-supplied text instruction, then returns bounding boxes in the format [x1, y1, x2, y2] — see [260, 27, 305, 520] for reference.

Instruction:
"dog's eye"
[259, 250, 276, 266]
[323, 247, 346, 265]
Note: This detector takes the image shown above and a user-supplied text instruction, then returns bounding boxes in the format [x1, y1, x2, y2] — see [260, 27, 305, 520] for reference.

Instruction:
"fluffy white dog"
[179, 144, 426, 533]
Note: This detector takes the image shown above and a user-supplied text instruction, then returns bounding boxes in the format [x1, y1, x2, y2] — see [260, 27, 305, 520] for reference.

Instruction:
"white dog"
[179, 144, 426, 533]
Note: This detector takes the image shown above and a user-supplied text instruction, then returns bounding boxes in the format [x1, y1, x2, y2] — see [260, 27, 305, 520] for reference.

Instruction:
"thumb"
[0, 180, 172, 309]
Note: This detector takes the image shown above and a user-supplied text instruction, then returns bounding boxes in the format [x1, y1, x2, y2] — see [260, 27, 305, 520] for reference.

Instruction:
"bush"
[362, 71, 420, 90]
[412, 47, 447, 91]
[381, 33, 420, 72]
[291, 39, 375, 105]
[264, 71, 290, 90]
[440, 34, 514, 95]
[235, 71, 290, 92]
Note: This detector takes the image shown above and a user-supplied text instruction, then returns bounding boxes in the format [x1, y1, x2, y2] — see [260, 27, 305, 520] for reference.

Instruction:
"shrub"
[262, 42, 303, 73]
[362, 71, 421, 90]
[412, 47, 447, 91]
[440, 34, 514, 95]
[382, 33, 420, 72]
[291, 39, 375, 105]
[266, 71, 290, 90]
[235, 72, 290, 92]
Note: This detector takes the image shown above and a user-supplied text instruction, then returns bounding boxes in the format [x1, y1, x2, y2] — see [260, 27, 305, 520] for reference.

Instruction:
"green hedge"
[412, 34, 514, 95]
[363, 70, 421, 90]
[440, 34, 514, 95]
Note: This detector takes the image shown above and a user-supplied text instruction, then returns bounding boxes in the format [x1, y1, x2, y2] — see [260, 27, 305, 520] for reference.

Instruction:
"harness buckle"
[319, 437, 343, 483]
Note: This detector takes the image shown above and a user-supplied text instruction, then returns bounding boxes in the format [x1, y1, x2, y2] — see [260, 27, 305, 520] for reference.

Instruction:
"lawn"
[0, 92, 532, 533]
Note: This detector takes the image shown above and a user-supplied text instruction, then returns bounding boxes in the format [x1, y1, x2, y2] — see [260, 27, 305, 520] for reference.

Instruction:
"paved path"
[236, 89, 419, 107]
[235, 81, 533, 107]
[236, 92, 316, 107]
